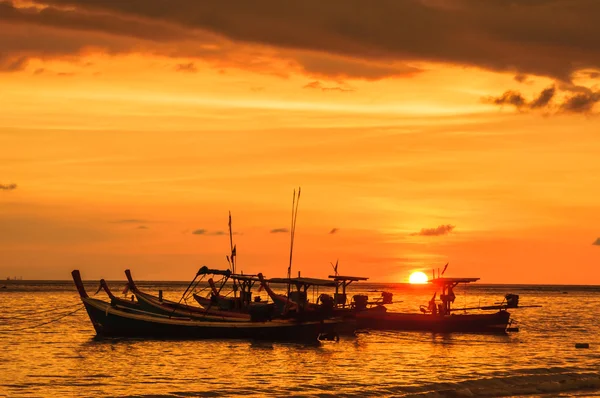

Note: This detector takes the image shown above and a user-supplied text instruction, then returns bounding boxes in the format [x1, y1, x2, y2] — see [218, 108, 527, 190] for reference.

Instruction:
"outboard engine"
[381, 291, 393, 305]
[505, 294, 519, 308]
[353, 294, 369, 311]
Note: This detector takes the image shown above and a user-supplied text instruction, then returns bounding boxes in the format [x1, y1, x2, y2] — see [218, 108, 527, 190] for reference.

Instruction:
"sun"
[409, 271, 428, 284]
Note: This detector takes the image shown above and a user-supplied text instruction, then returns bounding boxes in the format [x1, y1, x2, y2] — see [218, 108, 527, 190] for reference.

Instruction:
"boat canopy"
[430, 277, 480, 284]
[268, 277, 337, 287]
[328, 275, 369, 282]
[196, 266, 231, 277]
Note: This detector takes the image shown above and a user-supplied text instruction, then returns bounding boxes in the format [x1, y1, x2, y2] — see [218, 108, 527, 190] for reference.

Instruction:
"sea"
[1, 280, 599, 397]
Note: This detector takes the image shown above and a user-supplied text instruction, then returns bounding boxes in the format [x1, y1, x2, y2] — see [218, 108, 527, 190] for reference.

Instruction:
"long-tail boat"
[124, 269, 251, 322]
[354, 277, 511, 333]
[72, 270, 337, 341]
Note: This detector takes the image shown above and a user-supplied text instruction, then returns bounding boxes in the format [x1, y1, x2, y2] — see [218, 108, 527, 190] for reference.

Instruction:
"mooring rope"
[0, 305, 85, 332]
[0, 301, 84, 321]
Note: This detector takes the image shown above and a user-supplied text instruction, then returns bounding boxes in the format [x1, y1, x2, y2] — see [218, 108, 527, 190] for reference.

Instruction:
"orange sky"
[1, 0, 600, 283]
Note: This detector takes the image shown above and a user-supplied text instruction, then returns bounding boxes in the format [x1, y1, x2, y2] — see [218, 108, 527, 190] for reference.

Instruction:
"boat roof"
[430, 277, 480, 284]
[267, 277, 337, 287]
[196, 266, 231, 277]
[328, 275, 369, 282]
[230, 274, 261, 282]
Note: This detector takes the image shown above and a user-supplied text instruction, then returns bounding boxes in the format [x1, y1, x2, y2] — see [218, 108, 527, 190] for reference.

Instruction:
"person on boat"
[428, 296, 437, 315]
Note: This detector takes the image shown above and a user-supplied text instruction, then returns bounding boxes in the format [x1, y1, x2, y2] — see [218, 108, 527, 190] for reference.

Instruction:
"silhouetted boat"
[354, 277, 512, 333]
[124, 269, 251, 322]
[73, 270, 339, 341]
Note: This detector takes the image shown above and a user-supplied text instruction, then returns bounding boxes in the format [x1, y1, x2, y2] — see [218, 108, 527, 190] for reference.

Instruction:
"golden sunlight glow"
[409, 271, 429, 284]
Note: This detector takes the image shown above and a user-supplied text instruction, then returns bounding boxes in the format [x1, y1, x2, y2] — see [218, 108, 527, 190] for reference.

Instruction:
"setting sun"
[409, 271, 429, 284]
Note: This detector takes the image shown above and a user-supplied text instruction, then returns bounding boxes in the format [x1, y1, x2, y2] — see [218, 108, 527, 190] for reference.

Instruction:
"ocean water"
[1, 280, 600, 397]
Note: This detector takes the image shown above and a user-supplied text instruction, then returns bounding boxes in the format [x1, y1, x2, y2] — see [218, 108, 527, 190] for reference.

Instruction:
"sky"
[1, 0, 599, 283]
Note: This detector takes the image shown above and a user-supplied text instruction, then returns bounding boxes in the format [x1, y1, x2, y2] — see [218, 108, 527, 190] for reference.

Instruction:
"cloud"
[7, 0, 600, 82]
[514, 73, 529, 83]
[191, 229, 228, 236]
[270, 228, 289, 233]
[593, 238, 600, 246]
[175, 62, 197, 73]
[485, 85, 599, 114]
[485, 90, 526, 108]
[303, 80, 354, 92]
[0, 183, 17, 190]
[329, 228, 339, 234]
[529, 86, 556, 109]
[112, 219, 147, 224]
[560, 91, 600, 113]
[411, 224, 455, 237]
[137, 225, 148, 229]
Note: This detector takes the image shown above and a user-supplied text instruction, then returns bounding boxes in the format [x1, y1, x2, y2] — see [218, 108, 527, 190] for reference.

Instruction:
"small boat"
[355, 277, 512, 333]
[124, 269, 251, 322]
[72, 270, 337, 341]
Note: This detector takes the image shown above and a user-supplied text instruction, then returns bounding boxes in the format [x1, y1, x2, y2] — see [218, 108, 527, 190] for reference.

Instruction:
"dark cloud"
[0, 55, 28, 72]
[486, 84, 600, 114]
[137, 225, 148, 229]
[0, 183, 17, 190]
[530, 86, 556, 109]
[514, 73, 529, 83]
[485, 90, 527, 108]
[175, 62, 197, 73]
[303, 80, 354, 92]
[593, 238, 600, 246]
[329, 228, 339, 234]
[560, 91, 600, 113]
[270, 228, 289, 233]
[9, 0, 600, 81]
[411, 224, 455, 237]
[192, 229, 207, 235]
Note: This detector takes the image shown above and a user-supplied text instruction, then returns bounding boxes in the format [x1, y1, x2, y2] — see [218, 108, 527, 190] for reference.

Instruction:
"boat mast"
[287, 187, 301, 300]
[228, 211, 237, 299]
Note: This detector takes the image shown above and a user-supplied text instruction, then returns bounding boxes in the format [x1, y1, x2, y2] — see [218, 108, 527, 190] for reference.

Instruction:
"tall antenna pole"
[228, 211, 237, 298]
[287, 187, 301, 298]
[228, 211, 234, 274]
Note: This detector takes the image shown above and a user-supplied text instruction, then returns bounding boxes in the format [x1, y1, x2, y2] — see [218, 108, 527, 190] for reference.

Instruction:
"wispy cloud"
[270, 228, 289, 233]
[0, 183, 17, 191]
[329, 228, 339, 234]
[137, 225, 148, 229]
[303, 80, 354, 92]
[175, 62, 197, 73]
[593, 238, 600, 246]
[411, 224, 455, 237]
[112, 219, 147, 224]
[192, 229, 228, 236]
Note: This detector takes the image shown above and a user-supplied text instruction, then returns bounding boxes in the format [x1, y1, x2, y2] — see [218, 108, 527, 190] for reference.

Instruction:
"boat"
[354, 277, 511, 333]
[72, 270, 338, 341]
[124, 269, 251, 322]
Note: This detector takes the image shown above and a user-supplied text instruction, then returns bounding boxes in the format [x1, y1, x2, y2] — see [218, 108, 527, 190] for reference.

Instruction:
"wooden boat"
[124, 269, 251, 322]
[354, 277, 512, 333]
[72, 270, 337, 341]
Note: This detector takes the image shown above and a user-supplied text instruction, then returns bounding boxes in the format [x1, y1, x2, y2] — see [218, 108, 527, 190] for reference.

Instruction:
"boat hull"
[81, 297, 336, 341]
[356, 310, 510, 333]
